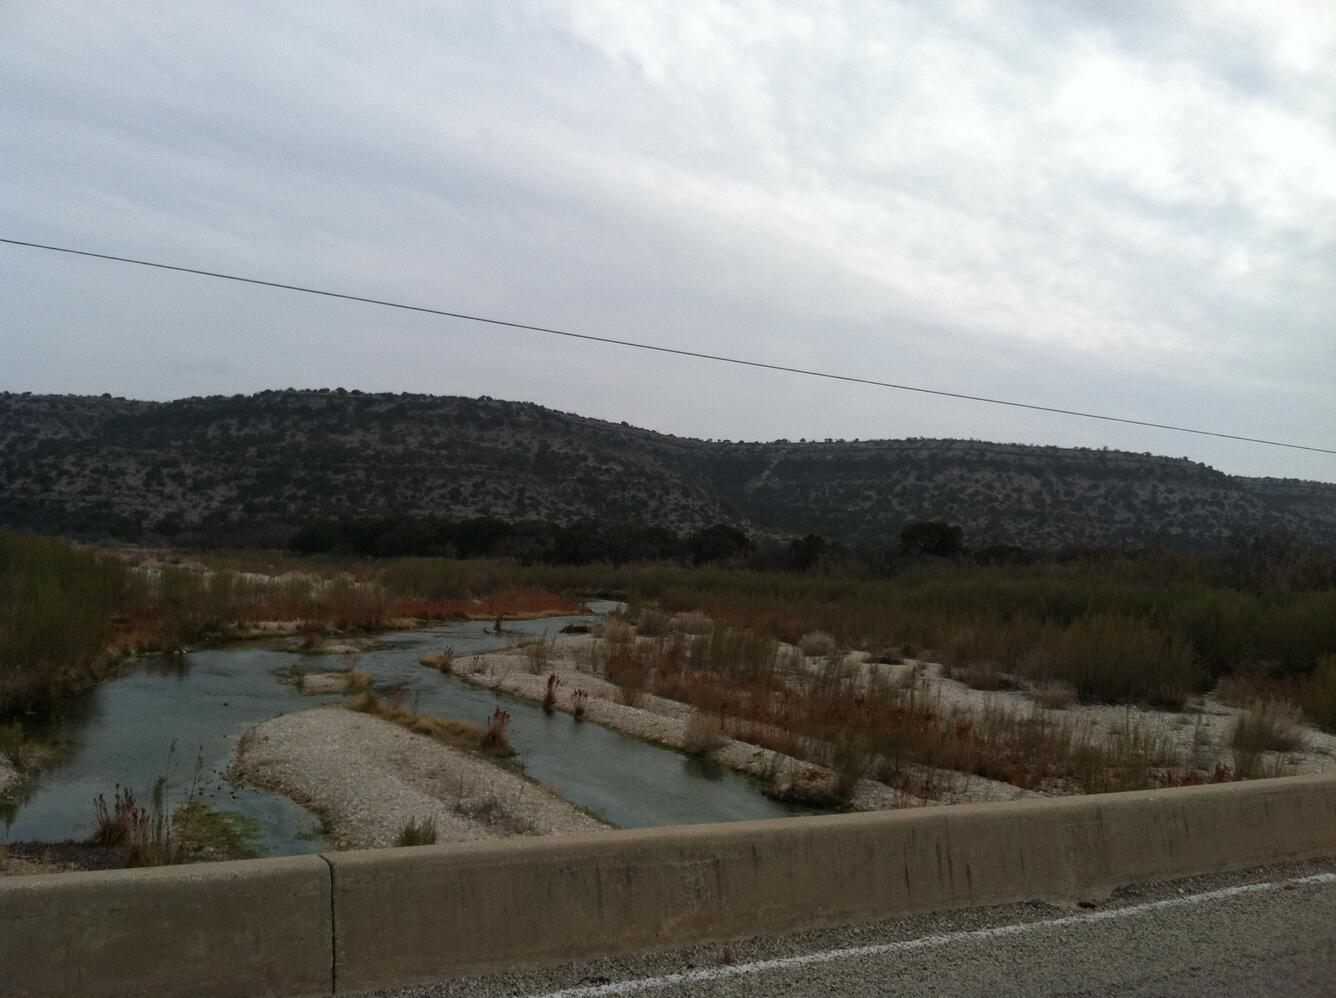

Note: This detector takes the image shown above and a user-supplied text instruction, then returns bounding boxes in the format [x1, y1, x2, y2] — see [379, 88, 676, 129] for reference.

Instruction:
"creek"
[3, 604, 803, 856]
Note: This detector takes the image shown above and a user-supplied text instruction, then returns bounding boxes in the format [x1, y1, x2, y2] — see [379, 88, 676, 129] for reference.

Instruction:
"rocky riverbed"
[232, 707, 607, 849]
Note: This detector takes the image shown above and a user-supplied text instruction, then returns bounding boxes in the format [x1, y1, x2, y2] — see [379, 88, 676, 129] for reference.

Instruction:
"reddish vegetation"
[82, 586, 580, 684]
[385, 588, 584, 621]
[195, 587, 580, 630]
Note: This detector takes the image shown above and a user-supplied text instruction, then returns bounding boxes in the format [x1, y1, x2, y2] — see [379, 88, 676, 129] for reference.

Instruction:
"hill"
[1, 389, 1333, 551]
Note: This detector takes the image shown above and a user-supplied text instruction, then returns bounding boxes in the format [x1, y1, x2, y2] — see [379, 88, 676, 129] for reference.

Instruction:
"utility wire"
[3, 235, 1332, 457]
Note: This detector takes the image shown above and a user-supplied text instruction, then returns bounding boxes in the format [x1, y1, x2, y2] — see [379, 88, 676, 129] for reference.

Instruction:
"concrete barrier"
[327, 774, 1336, 992]
[4, 776, 1335, 996]
[0, 854, 332, 998]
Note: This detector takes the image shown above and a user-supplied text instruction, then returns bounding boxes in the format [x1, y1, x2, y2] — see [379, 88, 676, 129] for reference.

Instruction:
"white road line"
[530, 872, 1336, 997]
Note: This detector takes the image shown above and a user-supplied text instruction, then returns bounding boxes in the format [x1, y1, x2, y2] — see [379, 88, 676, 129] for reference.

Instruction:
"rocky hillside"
[1, 390, 1333, 550]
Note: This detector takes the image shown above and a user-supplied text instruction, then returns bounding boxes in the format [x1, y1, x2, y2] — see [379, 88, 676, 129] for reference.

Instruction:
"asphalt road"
[361, 857, 1336, 997]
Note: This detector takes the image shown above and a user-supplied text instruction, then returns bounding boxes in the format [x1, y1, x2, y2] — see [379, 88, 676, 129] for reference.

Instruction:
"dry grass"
[420, 647, 455, 673]
[94, 776, 176, 867]
[342, 690, 488, 753]
[681, 708, 727, 755]
[1231, 698, 1307, 781]
[1301, 655, 1336, 732]
[673, 611, 714, 636]
[635, 609, 670, 637]
[395, 816, 438, 847]
[92, 785, 139, 846]
[481, 707, 511, 752]
[604, 637, 649, 707]
[578, 614, 1224, 798]
[523, 636, 555, 675]
[798, 630, 838, 658]
[1032, 680, 1077, 710]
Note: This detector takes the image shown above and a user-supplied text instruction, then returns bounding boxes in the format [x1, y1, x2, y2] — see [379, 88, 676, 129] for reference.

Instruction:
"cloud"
[1, 0, 1332, 482]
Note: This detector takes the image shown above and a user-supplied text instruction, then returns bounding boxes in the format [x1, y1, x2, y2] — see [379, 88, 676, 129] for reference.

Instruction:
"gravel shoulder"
[232, 707, 607, 849]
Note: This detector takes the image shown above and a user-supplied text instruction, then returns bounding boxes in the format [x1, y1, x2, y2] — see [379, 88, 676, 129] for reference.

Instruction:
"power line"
[3, 235, 1333, 457]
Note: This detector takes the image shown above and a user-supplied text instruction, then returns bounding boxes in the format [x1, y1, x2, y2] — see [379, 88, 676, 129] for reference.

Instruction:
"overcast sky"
[3, 1, 1334, 482]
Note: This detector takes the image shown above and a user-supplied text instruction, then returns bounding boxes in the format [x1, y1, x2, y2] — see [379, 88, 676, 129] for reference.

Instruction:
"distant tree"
[686, 524, 753, 565]
[853, 537, 900, 578]
[1217, 528, 1300, 592]
[789, 533, 830, 572]
[290, 519, 340, 554]
[897, 520, 963, 558]
[973, 543, 1031, 566]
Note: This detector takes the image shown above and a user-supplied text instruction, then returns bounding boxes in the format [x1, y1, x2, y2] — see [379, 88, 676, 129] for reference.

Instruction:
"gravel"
[1, 841, 125, 876]
[232, 707, 607, 849]
[298, 671, 363, 694]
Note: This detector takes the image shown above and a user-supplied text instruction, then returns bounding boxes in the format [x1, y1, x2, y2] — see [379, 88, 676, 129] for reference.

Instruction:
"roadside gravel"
[232, 707, 607, 849]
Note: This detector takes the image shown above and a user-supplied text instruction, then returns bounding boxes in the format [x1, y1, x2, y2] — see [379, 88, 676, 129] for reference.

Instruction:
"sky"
[3, 1, 1334, 482]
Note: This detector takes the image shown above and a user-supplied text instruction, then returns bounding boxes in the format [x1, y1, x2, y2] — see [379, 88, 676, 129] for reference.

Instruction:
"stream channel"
[2, 603, 804, 856]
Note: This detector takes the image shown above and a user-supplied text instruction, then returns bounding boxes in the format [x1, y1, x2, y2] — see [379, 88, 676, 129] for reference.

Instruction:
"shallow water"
[3, 605, 803, 855]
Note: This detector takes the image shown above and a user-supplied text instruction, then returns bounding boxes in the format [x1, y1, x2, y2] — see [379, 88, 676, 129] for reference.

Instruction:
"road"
[362, 857, 1336, 997]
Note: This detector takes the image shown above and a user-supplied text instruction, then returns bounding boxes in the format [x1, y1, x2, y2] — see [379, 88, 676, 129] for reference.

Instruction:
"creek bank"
[450, 637, 1029, 811]
[297, 669, 371, 694]
[0, 841, 125, 877]
[232, 707, 608, 849]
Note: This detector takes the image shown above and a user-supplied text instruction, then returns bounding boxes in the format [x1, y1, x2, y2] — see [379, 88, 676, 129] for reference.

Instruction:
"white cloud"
[1, 0, 1332, 480]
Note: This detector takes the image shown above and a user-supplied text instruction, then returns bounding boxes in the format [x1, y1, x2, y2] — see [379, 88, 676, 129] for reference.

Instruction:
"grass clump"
[90, 776, 180, 867]
[396, 816, 438, 847]
[343, 688, 488, 752]
[92, 785, 139, 846]
[1299, 654, 1336, 732]
[636, 609, 670, 637]
[1231, 697, 1307, 766]
[798, 631, 838, 658]
[681, 708, 727, 755]
[1229, 697, 1306, 779]
[523, 635, 555, 674]
[420, 647, 455, 672]
[481, 707, 511, 752]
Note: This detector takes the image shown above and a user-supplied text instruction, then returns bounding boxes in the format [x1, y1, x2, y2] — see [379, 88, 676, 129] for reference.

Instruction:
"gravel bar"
[233, 707, 607, 849]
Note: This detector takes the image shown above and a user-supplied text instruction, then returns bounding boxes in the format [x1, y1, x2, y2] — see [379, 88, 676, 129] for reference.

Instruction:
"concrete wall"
[328, 774, 1336, 992]
[4, 775, 1336, 997]
[0, 854, 332, 998]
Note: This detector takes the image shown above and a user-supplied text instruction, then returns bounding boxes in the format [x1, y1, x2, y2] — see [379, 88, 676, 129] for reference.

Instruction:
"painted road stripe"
[531, 872, 1336, 997]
